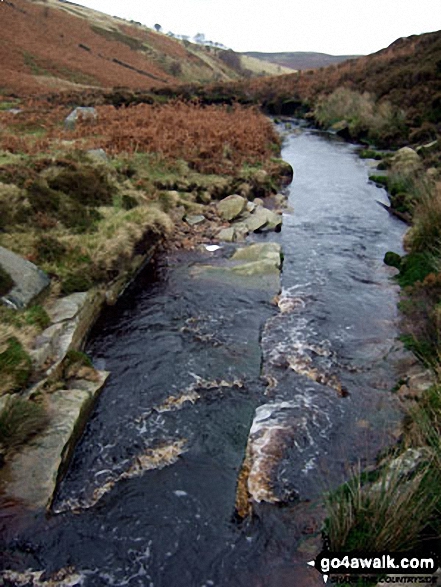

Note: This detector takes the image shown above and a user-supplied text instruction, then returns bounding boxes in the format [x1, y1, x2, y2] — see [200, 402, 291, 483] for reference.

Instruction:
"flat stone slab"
[1, 371, 109, 510]
[0, 246, 50, 309]
[46, 292, 88, 323]
[192, 242, 282, 295]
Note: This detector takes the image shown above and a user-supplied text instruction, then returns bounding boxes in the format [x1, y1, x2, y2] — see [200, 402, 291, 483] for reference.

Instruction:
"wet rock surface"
[0, 124, 409, 586]
[0, 371, 109, 510]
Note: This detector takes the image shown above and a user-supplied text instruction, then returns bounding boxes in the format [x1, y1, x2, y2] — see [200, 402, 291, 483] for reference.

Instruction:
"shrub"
[60, 272, 94, 295]
[47, 165, 114, 207]
[314, 88, 405, 145]
[408, 182, 441, 254]
[34, 235, 67, 263]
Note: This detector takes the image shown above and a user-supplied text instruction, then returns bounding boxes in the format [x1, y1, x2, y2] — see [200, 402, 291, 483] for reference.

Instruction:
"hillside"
[238, 30, 441, 143]
[0, 0, 284, 96]
[242, 51, 359, 71]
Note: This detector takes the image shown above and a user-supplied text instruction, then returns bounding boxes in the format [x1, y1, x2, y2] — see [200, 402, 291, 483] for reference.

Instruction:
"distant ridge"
[242, 51, 360, 71]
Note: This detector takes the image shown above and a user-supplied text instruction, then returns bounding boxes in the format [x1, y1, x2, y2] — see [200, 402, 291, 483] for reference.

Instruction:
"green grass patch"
[397, 252, 434, 287]
[23, 305, 50, 330]
[359, 149, 384, 160]
[90, 24, 145, 51]
[369, 174, 388, 187]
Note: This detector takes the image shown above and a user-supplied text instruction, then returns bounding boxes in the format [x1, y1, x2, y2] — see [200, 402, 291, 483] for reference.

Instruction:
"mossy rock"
[384, 251, 402, 269]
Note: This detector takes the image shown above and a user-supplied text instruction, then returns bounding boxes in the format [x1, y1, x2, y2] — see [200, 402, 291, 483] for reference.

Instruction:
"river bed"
[0, 123, 407, 587]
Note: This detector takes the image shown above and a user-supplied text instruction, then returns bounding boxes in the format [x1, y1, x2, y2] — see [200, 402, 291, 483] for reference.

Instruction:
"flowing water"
[0, 124, 408, 586]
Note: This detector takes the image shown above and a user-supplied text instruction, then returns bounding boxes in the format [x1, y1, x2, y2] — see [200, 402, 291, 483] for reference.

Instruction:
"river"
[0, 122, 407, 586]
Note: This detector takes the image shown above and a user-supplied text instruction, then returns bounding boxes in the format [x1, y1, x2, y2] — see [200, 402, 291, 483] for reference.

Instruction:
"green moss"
[359, 149, 384, 160]
[0, 337, 32, 391]
[369, 174, 388, 187]
[0, 396, 48, 452]
[384, 251, 401, 269]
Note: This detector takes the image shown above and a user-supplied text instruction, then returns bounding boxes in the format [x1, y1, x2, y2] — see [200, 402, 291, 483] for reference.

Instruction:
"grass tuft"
[0, 396, 48, 452]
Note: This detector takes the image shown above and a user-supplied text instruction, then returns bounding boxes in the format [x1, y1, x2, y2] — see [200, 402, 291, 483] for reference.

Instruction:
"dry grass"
[325, 459, 438, 552]
[69, 101, 279, 175]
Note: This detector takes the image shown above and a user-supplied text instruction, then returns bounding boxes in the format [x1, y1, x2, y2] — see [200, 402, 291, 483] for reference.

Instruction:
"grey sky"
[77, 0, 441, 55]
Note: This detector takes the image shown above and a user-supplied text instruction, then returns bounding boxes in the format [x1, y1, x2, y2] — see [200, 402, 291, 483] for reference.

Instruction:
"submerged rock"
[193, 242, 282, 295]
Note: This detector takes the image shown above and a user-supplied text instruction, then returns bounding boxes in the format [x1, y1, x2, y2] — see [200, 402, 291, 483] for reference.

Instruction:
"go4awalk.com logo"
[307, 552, 441, 584]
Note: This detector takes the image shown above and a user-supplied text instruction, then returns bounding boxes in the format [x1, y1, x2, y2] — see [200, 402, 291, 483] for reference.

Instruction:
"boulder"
[193, 242, 282, 295]
[217, 194, 247, 221]
[87, 148, 108, 162]
[64, 107, 97, 131]
[46, 292, 88, 323]
[259, 208, 282, 231]
[330, 120, 351, 139]
[217, 227, 236, 242]
[231, 242, 282, 271]
[0, 246, 50, 309]
[276, 160, 294, 185]
[185, 214, 205, 226]
[242, 206, 269, 232]
[390, 147, 421, 173]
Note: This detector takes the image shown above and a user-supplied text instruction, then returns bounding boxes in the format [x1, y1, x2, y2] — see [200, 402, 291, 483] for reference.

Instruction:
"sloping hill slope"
[242, 31, 441, 133]
[242, 51, 359, 71]
[0, 0, 277, 95]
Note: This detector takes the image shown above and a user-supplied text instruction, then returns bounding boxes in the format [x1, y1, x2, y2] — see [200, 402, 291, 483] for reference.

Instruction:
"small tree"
[154, 23, 162, 33]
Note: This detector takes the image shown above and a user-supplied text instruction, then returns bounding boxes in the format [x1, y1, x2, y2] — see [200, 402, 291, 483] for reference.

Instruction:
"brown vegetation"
[0, 0, 248, 96]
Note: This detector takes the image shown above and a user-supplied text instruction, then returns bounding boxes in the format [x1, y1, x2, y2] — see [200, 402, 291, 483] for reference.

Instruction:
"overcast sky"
[77, 0, 441, 55]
